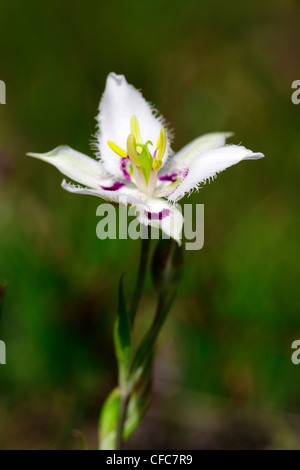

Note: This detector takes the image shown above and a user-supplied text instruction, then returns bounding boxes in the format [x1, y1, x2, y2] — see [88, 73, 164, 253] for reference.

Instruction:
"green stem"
[131, 290, 176, 374]
[115, 233, 151, 449]
[129, 231, 151, 326]
[114, 291, 176, 449]
[115, 391, 130, 450]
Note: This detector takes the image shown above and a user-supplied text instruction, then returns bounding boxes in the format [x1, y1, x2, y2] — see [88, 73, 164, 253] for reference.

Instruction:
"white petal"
[135, 198, 183, 245]
[167, 144, 264, 202]
[161, 132, 232, 175]
[27, 146, 108, 189]
[96, 73, 173, 178]
[62, 179, 147, 206]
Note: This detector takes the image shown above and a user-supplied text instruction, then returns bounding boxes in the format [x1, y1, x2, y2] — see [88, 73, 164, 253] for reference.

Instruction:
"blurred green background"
[1, 0, 300, 450]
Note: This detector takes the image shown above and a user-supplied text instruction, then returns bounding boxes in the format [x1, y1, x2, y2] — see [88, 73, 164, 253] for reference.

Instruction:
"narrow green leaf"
[72, 429, 89, 450]
[98, 387, 121, 450]
[99, 373, 152, 449]
[124, 353, 153, 440]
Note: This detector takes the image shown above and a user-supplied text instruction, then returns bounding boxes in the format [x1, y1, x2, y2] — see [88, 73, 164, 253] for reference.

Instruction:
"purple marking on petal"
[159, 172, 178, 182]
[165, 168, 189, 198]
[100, 182, 124, 191]
[181, 168, 189, 179]
[146, 208, 171, 221]
[165, 169, 189, 197]
[121, 157, 131, 181]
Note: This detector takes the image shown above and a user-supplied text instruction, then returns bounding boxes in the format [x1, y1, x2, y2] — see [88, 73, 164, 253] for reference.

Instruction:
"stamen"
[153, 127, 166, 170]
[157, 127, 166, 161]
[153, 159, 162, 170]
[130, 116, 143, 152]
[107, 141, 127, 158]
[127, 133, 140, 167]
[156, 133, 160, 150]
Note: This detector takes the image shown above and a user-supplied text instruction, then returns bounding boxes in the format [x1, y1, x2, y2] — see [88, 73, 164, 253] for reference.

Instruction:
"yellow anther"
[107, 141, 127, 158]
[127, 133, 140, 167]
[157, 127, 166, 161]
[152, 158, 162, 170]
[130, 116, 143, 152]
[156, 133, 160, 150]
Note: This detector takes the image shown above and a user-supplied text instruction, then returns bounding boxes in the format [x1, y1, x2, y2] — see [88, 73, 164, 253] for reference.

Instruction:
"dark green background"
[0, 0, 300, 449]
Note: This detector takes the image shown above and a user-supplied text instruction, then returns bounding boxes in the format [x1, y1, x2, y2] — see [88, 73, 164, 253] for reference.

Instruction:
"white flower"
[27, 73, 264, 244]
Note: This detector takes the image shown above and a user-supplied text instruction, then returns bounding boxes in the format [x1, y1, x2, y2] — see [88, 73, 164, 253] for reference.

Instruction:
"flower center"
[107, 116, 166, 196]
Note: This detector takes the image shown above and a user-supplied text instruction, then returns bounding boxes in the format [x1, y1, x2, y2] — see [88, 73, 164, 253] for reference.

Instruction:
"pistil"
[107, 117, 168, 197]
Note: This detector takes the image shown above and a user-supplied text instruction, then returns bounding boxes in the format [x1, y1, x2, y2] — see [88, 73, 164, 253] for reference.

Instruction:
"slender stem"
[129, 230, 151, 325]
[115, 233, 150, 450]
[113, 290, 176, 450]
[115, 392, 130, 450]
[131, 290, 177, 374]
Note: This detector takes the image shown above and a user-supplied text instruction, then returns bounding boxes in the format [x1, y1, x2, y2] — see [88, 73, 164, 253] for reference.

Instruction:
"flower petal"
[62, 179, 147, 206]
[156, 133, 232, 198]
[96, 73, 173, 178]
[160, 132, 232, 176]
[135, 198, 183, 245]
[167, 144, 264, 202]
[27, 146, 108, 189]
